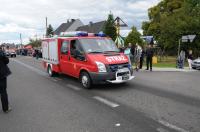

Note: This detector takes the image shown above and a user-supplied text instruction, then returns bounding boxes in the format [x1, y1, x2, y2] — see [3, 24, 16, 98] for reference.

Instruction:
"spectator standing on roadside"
[180, 50, 185, 68]
[134, 43, 142, 71]
[35, 49, 39, 59]
[0, 46, 12, 113]
[139, 46, 145, 69]
[130, 43, 136, 65]
[124, 44, 132, 66]
[187, 50, 193, 70]
[146, 44, 154, 71]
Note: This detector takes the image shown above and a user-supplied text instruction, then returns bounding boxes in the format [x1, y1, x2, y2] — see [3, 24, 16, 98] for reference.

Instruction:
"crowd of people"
[123, 43, 154, 72]
[177, 49, 194, 69]
[16, 48, 42, 59]
[123, 43, 196, 71]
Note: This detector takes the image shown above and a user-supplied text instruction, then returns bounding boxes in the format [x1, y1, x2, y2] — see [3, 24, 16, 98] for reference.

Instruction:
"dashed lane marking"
[93, 96, 119, 108]
[67, 84, 81, 91]
[158, 120, 189, 132]
[13, 59, 188, 132]
[12, 59, 47, 76]
[156, 127, 169, 132]
[13, 59, 82, 92]
[115, 123, 121, 127]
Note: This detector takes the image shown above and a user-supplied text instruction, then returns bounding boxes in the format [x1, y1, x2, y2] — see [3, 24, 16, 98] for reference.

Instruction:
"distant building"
[24, 44, 33, 49]
[54, 19, 84, 35]
[54, 19, 106, 35]
[0, 43, 16, 52]
[1, 43, 16, 49]
[76, 21, 106, 33]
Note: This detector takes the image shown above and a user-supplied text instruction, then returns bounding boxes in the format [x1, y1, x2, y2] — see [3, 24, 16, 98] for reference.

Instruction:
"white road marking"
[115, 123, 121, 127]
[156, 127, 169, 132]
[12, 59, 47, 76]
[67, 84, 81, 91]
[158, 120, 189, 132]
[93, 96, 119, 108]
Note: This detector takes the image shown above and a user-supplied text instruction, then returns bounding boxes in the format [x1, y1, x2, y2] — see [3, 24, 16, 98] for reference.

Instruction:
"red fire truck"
[42, 31, 134, 89]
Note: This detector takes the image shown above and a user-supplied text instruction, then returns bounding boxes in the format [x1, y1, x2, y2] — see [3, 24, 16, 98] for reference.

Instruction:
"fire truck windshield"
[79, 38, 119, 53]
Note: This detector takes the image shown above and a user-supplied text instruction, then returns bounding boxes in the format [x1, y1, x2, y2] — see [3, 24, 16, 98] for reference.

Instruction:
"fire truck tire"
[80, 72, 92, 89]
[47, 65, 54, 77]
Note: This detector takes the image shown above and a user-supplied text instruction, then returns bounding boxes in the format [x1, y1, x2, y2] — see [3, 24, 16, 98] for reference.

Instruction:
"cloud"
[0, 0, 161, 44]
[127, 0, 160, 11]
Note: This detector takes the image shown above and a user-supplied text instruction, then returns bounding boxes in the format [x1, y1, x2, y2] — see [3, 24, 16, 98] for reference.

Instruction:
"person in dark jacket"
[130, 44, 136, 65]
[146, 44, 154, 71]
[0, 46, 12, 113]
[139, 47, 145, 69]
[35, 49, 39, 59]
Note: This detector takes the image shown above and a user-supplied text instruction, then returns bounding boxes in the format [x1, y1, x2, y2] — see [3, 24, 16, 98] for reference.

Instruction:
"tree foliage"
[103, 13, 117, 40]
[29, 38, 42, 48]
[125, 26, 143, 46]
[46, 24, 54, 36]
[142, 0, 200, 56]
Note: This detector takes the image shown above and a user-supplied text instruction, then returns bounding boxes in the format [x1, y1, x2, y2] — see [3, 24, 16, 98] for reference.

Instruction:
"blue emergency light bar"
[95, 33, 106, 37]
[60, 31, 106, 37]
[60, 31, 88, 37]
[76, 32, 88, 36]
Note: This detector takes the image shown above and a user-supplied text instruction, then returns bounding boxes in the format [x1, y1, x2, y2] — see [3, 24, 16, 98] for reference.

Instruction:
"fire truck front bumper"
[89, 68, 135, 84]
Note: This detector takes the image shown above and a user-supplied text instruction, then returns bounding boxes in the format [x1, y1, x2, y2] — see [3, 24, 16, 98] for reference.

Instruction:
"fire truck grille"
[108, 63, 129, 72]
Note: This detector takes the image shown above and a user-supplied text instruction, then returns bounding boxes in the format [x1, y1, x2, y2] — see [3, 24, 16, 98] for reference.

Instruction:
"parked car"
[10, 52, 16, 57]
[5, 52, 10, 57]
[192, 58, 200, 70]
[5, 51, 16, 58]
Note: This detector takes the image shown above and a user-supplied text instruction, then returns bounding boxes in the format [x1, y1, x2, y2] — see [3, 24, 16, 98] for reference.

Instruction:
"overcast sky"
[0, 0, 160, 44]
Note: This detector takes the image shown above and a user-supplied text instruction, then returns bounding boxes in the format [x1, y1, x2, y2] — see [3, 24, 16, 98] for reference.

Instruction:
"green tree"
[103, 13, 117, 40]
[29, 38, 42, 48]
[46, 24, 54, 36]
[142, 0, 200, 56]
[125, 26, 143, 46]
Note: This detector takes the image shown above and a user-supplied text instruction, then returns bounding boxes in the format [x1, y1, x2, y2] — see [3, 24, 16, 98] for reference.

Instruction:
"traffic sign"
[188, 35, 196, 42]
[181, 35, 196, 43]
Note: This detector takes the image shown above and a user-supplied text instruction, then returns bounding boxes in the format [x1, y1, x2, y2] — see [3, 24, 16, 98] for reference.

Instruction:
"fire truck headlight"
[95, 61, 107, 73]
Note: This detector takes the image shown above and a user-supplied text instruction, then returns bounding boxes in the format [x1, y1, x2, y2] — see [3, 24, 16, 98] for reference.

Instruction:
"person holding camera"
[0, 46, 12, 113]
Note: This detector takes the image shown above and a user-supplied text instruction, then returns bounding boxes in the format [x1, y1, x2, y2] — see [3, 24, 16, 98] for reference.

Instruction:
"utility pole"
[20, 33, 22, 45]
[45, 17, 48, 37]
[177, 39, 181, 57]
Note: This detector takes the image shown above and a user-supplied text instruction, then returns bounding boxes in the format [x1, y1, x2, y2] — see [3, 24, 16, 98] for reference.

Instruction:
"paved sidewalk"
[25, 56, 198, 72]
[139, 67, 198, 72]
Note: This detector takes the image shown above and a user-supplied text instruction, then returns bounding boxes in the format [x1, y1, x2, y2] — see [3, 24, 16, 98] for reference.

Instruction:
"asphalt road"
[0, 56, 200, 132]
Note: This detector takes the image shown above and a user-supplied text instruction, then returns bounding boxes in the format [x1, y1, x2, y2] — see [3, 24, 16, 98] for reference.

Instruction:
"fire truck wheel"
[80, 72, 92, 89]
[47, 65, 54, 77]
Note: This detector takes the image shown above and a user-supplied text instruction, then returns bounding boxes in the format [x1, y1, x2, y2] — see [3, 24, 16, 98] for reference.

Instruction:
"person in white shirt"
[134, 43, 142, 71]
